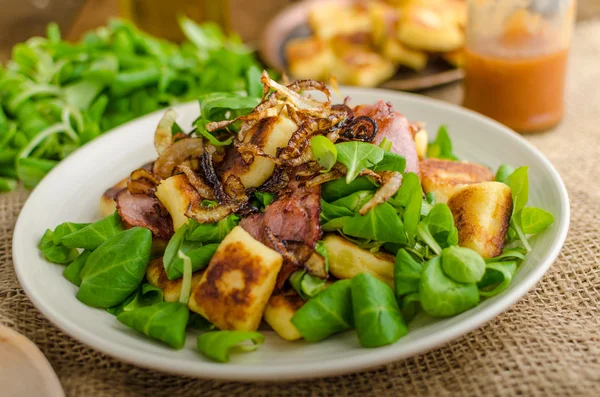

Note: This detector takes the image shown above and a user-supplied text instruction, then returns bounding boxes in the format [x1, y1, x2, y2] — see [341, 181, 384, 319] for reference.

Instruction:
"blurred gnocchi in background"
[285, 0, 466, 87]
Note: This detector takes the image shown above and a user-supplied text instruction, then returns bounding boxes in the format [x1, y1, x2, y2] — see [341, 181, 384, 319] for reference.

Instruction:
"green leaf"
[417, 203, 458, 255]
[427, 125, 458, 160]
[506, 166, 532, 251]
[351, 273, 408, 347]
[321, 176, 377, 202]
[441, 246, 486, 284]
[521, 207, 554, 235]
[118, 301, 189, 349]
[179, 17, 226, 50]
[379, 137, 392, 152]
[478, 261, 518, 297]
[107, 283, 164, 316]
[64, 79, 106, 109]
[38, 229, 79, 264]
[335, 142, 385, 183]
[289, 270, 327, 300]
[61, 212, 124, 250]
[0, 177, 17, 192]
[63, 250, 91, 286]
[77, 227, 152, 308]
[343, 202, 407, 244]
[163, 223, 219, 280]
[195, 92, 259, 132]
[245, 65, 263, 98]
[507, 166, 529, 215]
[485, 247, 526, 263]
[187, 313, 215, 331]
[495, 164, 515, 184]
[16, 157, 57, 188]
[394, 249, 424, 299]
[196, 331, 265, 362]
[419, 256, 479, 317]
[291, 280, 353, 342]
[52, 222, 89, 245]
[372, 152, 406, 173]
[321, 216, 351, 232]
[331, 190, 374, 213]
[186, 214, 239, 243]
[401, 292, 420, 323]
[47, 22, 61, 43]
[254, 191, 274, 209]
[311, 136, 337, 172]
[320, 200, 354, 224]
[396, 172, 422, 242]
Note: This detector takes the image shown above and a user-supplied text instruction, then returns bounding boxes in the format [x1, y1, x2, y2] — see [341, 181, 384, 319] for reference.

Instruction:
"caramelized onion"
[154, 109, 178, 155]
[260, 71, 331, 113]
[305, 251, 328, 279]
[223, 174, 247, 202]
[186, 203, 233, 224]
[359, 171, 403, 215]
[258, 167, 290, 193]
[130, 168, 161, 185]
[306, 169, 344, 187]
[200, 151, 229, 204]
[153, 138, 204, 179]
[264, 226, 299, 266]
[127, 168, 160, 195]
[177, 163, 215, 199]
[341, 116, 378, 142]
[358, 168, 383, 184]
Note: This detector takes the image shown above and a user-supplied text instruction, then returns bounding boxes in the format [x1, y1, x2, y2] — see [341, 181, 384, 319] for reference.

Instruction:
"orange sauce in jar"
[463, 47, 568, 133]
[463, 9, 571, 133]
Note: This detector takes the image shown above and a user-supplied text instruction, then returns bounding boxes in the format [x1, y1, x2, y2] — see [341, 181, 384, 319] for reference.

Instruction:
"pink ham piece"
[354, 100, 420, 175]
[240, 177, 322, 288]
[116, 189, 174, 240]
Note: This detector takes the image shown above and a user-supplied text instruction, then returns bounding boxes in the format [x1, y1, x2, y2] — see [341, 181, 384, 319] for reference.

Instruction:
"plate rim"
[12, 87, 570, 381]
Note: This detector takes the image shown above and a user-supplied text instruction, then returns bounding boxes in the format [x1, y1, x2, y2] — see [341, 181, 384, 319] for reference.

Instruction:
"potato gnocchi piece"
[333, 50, 396, 88]
[285, 36, 336, 81]
[447, 182, 513, 259]
[99, 178, 127, 217]
[397, 4, 464, 52]
[420, 158, 495, 204]
[146, 257, 204, 302]
[308, 3, 372, 40]
[188, 226, 283, 331]
[263, 291, 305, 341]
[155, 174, 203, 231]
[323, 234, 395, 288]
[221, 109, 298, 189]
[381, 37, 428, 71]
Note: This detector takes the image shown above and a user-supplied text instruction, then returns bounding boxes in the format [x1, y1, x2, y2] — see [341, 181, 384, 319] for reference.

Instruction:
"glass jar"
[463, 0, 576, 133]
[119, 0, 231, 42]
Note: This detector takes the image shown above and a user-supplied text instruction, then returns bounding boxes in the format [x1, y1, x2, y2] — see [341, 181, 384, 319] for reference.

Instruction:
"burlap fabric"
[1, 20, 600, 397]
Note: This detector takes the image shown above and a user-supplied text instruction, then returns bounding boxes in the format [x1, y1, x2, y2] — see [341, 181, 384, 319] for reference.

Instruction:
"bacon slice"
[240, 174, 322, 288]
[354, 100, 420, 175]
[116, 189, 174, 240]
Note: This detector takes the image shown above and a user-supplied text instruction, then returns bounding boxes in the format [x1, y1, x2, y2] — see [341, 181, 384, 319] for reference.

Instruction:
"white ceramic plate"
[13, 88, 569, 381]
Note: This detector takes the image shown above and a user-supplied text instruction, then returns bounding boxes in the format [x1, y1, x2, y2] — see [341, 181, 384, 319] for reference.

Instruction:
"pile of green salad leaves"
[38, 209, 262, 362]
[287, 131, 555, 348]
[0, 17, 263, 191]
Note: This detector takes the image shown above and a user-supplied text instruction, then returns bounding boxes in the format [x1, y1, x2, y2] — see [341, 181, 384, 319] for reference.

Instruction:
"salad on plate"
[37, 72, 555, 362]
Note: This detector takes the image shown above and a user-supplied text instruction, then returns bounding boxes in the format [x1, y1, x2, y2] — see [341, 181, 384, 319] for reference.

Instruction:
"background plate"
[13, 87, 569, 381]
[260, 0, 464, 92]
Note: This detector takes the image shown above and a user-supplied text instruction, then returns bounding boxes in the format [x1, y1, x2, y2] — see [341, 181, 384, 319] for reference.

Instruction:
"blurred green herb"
[0, 17, 263, 189]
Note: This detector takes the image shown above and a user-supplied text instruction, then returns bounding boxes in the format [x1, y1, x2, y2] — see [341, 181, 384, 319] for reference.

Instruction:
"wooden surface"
[1, 0, 599, 63]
